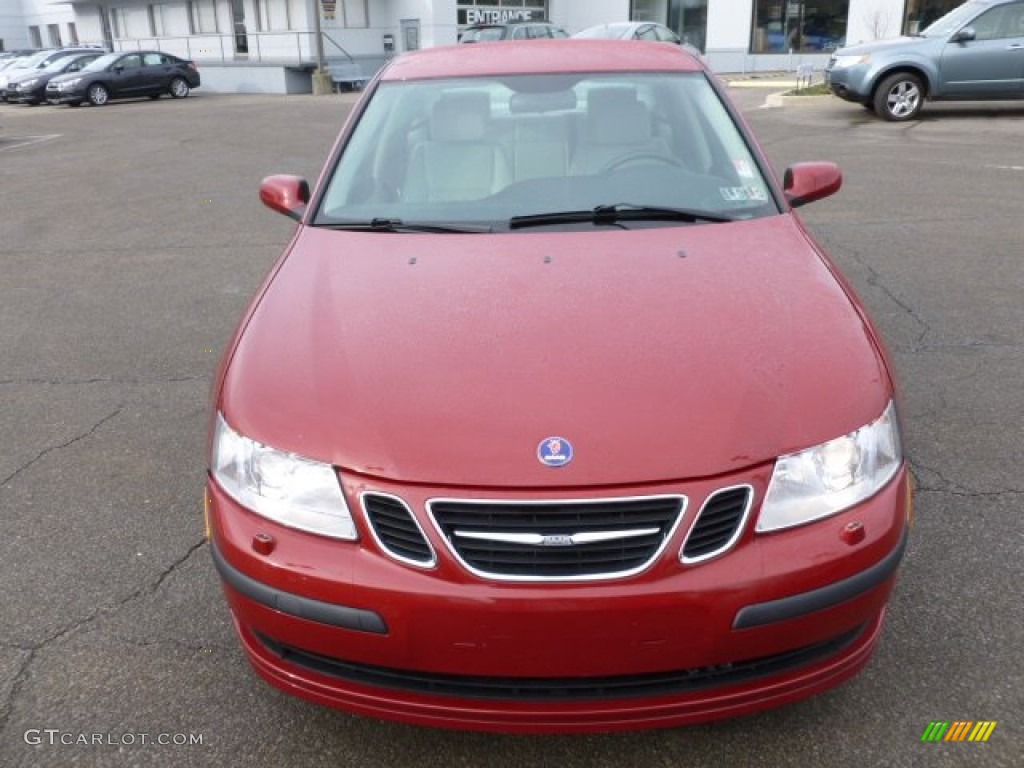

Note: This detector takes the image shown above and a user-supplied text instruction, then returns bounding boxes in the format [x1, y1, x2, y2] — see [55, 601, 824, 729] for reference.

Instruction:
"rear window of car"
[461, 27, 505, 42]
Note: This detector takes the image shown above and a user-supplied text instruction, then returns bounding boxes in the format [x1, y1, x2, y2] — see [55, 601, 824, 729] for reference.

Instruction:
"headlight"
[831, 54, 870, 69]
[59, 78, 82, 90]
[211, 412, 357, 540]
[757, 401, 901, 533]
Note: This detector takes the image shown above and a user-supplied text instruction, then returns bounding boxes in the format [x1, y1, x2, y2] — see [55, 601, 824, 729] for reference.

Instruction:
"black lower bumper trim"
[211, 542, 388, 635]
[733, 527, 909, 630]
[254, 624, 865, 702]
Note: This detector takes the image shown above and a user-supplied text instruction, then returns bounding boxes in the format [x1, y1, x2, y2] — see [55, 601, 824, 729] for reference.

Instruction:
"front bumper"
[45, 85, 87, 104]
[7, 84, 46, 104]
[824, 65, 872, 103]
[207, 466, 910, 732]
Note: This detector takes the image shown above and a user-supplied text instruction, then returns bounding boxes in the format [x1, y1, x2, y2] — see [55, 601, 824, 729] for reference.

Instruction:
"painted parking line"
[987, 164, 1024, 172]
[0, 134, 61, 153]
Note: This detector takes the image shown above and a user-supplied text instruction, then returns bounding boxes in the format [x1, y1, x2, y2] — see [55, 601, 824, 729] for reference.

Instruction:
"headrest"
[585, 87, 652, 145]
[430, 91, 491, 142]
[509, 90, 576, 114]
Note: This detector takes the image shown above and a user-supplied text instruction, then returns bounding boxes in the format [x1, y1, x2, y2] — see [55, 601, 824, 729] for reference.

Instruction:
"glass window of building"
[904, 0, 962, 35]
[751, 0, 848, 53]
[632, 0, 708, 53]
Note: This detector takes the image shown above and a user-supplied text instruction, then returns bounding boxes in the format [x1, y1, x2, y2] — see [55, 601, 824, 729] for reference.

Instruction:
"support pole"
[312, 0, 332, 95]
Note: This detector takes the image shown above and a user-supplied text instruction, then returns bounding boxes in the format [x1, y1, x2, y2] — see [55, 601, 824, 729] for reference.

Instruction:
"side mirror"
[783, 162, 842, 208]
[951, 27, 976, 43]
[113, 65, 123, 74]
[259, 175, 310, 221]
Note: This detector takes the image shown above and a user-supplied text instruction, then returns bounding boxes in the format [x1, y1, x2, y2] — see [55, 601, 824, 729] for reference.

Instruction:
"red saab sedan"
[206, 40, 911, 732]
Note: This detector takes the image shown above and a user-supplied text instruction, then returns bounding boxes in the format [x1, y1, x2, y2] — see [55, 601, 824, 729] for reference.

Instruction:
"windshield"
[576, 25, 632, 39]
[13, 50, 53, 69]
[316, 72, 777, 231]
[43, 55, 85, 73]
[82, 53, 122, 72]
[921, 1, 984, 36]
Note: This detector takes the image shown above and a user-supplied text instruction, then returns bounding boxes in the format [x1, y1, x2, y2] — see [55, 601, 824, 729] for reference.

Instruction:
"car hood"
[8, 70, 51, 84]
[48, 71, 84, 84]
[221, 217, 890, 487]
[835, 36, 932, 57]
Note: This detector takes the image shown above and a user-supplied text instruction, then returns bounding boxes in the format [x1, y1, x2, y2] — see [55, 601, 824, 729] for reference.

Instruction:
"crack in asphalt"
[910, 459, 1023, 497]
[0, 538, 208, 735]
[840, 246, 932, 346]
[905, 340, 1024, 353]
[0, 376, 207, 386]
[0, 241, 287, 256]
[1, 407, 123, 489]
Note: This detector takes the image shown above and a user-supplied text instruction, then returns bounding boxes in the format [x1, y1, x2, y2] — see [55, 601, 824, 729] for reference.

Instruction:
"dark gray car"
[825, 0, 1024, 120]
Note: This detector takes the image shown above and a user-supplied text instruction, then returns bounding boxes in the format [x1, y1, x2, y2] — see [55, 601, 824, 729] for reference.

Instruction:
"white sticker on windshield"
[733, 159, 755, 179]
[720, 187, 750, 202]
[721, 186, 768, 203]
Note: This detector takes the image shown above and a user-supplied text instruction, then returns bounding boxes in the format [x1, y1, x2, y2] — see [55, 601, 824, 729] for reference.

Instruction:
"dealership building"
[1, 0, 963, 92]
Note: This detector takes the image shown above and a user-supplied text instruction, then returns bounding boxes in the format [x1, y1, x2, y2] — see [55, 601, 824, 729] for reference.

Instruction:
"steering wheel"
[600, 151, 686, 174]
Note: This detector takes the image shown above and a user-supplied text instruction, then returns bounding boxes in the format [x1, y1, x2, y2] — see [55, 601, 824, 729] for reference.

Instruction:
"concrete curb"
[764, 90, 833, 108]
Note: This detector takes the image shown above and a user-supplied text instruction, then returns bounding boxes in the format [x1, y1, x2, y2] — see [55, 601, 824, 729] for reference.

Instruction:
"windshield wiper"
[323, 218, 493, 234]
[508, 203, 734, 230]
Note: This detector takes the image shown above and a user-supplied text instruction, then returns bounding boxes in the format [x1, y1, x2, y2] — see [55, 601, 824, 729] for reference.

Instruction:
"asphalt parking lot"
[1, 85, 1021, 767]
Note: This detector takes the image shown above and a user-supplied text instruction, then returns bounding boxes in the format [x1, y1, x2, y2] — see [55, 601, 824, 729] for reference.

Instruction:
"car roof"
[465, 20, 557, 28]
[381, 39, 702, 81]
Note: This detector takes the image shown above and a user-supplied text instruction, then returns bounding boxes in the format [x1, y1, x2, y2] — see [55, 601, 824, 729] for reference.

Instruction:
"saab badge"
[538, 437, 573, 468]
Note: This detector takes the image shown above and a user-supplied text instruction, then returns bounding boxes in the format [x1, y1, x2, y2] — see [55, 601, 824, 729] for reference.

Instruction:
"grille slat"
[431, 496, 684, 580]
[681, 487, 752, 562]
[363, 494, 435, 566]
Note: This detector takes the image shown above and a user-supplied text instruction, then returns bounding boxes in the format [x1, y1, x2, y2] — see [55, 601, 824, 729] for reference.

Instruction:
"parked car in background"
[574, 22, 704, 57]
[46, 50, 200, 106]
[0, 50, 40, 69]
[575, 21, 681, 43]
[459, 20, 568, 42]
[0, 47, 103, 100]
[208, 40, 910, 732]
[825, 0, 1024, 120]
[6, 52, 104, 105]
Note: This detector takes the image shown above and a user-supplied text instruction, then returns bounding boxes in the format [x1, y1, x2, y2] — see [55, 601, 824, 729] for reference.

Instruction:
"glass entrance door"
[230, 0, 249, 55]
[669, 0, 708, 53]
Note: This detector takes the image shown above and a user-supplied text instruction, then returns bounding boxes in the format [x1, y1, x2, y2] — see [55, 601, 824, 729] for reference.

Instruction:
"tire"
[862, 102, 876, 113]
[873, 73, 924, 122]
[87, 83, 109, 106]
[169, 77, 190, 99]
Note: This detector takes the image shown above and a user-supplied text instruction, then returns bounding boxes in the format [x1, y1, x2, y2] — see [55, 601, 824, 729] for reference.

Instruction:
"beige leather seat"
[570, 87, 670, 175]
[403, 92, 511, 203]
[510, 114, 571, 182]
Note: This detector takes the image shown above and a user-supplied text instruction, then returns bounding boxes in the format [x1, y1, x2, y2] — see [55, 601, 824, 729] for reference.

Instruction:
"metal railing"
[94, 30, 358, 67]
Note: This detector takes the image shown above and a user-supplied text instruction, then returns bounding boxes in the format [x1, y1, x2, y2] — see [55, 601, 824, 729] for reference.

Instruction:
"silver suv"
[825, 0, 1024, 121]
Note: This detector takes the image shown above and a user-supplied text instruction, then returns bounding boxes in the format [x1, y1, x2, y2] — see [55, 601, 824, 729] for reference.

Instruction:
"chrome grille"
[428, 495, 685, 581]
[681, 486, 753, 563]
[362, 493, 435, 567]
